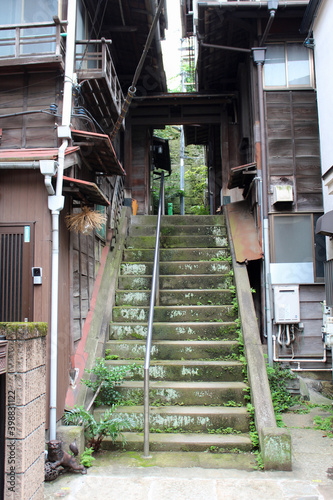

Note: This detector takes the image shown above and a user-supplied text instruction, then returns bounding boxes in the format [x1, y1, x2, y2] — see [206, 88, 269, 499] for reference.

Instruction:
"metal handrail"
[143, 172, 165, 458]
[109, 175, 125, 250]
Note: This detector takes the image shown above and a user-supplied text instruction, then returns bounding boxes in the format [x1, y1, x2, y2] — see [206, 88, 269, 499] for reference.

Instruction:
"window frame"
[263, 42, 315, 90]
[270, 213, 325, 283]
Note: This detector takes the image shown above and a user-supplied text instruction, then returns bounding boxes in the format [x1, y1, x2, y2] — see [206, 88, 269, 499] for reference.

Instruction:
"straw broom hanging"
[65, 206, 107, 235]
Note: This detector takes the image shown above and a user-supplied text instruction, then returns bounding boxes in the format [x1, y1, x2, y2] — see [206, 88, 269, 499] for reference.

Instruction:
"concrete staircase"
[95, 215, 252, 454]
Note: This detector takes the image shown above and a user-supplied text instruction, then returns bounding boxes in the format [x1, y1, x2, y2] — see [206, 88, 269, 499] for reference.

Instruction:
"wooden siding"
[131, 126, 150, 214]
[72, 229, 95, 343]
[0, 169, 71, 422]
[265, 91, 322, 212]
[0, 72, 61, 149]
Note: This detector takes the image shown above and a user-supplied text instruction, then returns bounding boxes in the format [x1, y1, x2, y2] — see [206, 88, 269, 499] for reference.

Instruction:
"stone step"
[109, 321, 238, 341]
[114, 380, 248, 406]
[129, 225, 227, 237]
[102, 432, 252, 453]
[115, 289, 233, 306]
[126, 234, 228, 249]
[95, 405, 251, 433]
[123, 248, 230, 262]
[130, 215, 225, 226]
[105, 340, 239, 360]
[106, 359, 244, 382]
[120, 261, 230, 276]
[118, 274, 232, 290]
[112, 305, 237, 323]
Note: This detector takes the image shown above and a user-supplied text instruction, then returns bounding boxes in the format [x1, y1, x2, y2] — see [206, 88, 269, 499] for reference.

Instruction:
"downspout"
[252, 1, 278, 366]
[48, 0, 77, 441]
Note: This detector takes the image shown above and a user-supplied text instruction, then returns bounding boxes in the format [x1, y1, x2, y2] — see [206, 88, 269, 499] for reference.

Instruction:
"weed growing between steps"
[63, 406, 133, 452]
[82, 358, 136, 407]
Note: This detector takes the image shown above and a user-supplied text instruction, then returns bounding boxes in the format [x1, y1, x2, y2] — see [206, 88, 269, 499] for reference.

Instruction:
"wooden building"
[176, 0, 328, 367]
[0, 0, 167, 430]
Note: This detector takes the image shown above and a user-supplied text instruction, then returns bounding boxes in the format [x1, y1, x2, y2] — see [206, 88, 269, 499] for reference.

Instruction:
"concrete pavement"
[44, 407, 333, 500]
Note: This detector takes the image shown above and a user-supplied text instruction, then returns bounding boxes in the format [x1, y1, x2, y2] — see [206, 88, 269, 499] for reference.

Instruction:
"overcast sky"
[161, 0, 182, 90]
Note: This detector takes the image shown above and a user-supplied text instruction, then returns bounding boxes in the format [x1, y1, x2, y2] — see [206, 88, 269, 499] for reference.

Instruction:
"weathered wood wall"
[131, 126, 150, 214]
[265, 90, 322, 212]
[0, 72, 61, 149]
[0, 170, 71, 423]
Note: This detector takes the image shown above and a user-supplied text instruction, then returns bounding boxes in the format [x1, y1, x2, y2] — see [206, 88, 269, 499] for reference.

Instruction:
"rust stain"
[225, 201, 263, 264]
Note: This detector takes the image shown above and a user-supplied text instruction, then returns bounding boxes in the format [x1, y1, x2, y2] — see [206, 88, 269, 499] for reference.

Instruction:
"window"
[0, 0, 59, 57]
[264, 43, 313, 89]
[270, 214, 325, 284]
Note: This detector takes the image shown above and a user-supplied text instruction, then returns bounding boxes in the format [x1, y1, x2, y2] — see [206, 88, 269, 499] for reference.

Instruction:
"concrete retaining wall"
[224, 210, 292, 470]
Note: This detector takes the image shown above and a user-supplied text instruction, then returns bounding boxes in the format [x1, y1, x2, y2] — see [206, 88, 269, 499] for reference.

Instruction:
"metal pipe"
[260, 8, 276, 47]
[110, 0, 165, 140]
[143, 172, 164, 458]
[49, 0, 77, 442]
[254, 53, 274, 365]
[197, 1, 309, 8]
[201, 42, 251, 54]
[0, 162, 40, 169]
[273, 335, 328, 364]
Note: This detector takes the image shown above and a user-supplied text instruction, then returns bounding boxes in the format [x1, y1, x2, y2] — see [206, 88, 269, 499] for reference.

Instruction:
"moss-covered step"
[130, 215, 226, 226]
[123, 248, 230, 262]
[120, 261, 230, 276]
[129, 225, 227, 237]
[105, 359, 244, 382]
[105, 340, 239, 360]
[115, 289, 233, 307]
[112, 305, 237, 323]
[101, 432, 252, 453]
[94, 405, 250, 433]
[109, 321, 239, 341]
[126, 235, 229, 249]
[115, 380, 248, 406]
[118, 274, 232, 290]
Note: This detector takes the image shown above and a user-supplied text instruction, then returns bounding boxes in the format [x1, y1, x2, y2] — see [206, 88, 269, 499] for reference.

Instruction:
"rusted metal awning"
[62, 176, 110, 206]
[225, 201, 263, 263]
[227, 162, 257, 191]
[71, 129, 125, 176]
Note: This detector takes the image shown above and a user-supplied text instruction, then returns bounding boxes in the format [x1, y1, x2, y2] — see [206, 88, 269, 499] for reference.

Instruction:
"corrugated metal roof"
[225, 201, 263, 263]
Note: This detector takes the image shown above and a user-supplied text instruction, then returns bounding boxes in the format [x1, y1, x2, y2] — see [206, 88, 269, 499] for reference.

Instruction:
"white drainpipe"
[49, 0, 77, 441]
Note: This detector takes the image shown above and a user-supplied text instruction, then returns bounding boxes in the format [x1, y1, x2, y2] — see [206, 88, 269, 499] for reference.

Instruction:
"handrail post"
[143, 172, 164, 458]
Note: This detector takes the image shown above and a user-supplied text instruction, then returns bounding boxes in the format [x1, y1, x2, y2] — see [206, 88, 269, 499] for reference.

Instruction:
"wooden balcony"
[75, 40, 125, 128]
[0, 18, 66, 71]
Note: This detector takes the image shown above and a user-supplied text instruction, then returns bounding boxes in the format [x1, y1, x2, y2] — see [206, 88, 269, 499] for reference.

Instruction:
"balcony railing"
[75, 39, 125, 116]
[0, 18, 66, 61]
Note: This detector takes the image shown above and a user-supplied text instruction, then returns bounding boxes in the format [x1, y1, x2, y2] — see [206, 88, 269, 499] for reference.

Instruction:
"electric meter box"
[273, 285, 300, 324]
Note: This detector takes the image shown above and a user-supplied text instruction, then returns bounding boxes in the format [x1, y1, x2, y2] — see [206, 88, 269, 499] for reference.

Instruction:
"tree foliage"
[152, 126, 208, 214]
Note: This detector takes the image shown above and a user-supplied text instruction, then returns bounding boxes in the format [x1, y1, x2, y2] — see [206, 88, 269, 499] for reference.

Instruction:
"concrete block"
[56, 424, 85, 459]
[7, 395, 46, 440]
[261, 427, 292, 471]
[7, 337, 46, 373]
[6, 365, 46, 406]
[5, 425, 45, 474]
[4, 453, 44, 500]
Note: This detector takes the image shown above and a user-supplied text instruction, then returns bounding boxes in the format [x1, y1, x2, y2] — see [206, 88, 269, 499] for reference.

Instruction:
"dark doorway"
[0, 225, 34, 322]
